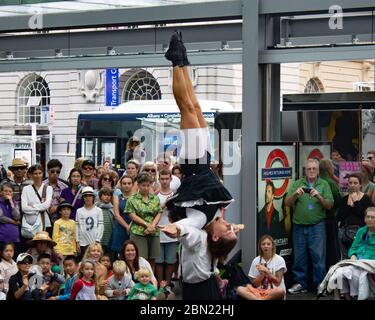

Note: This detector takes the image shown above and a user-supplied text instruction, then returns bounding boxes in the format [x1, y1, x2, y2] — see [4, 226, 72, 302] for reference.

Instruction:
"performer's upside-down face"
[209, 216, 237, 242]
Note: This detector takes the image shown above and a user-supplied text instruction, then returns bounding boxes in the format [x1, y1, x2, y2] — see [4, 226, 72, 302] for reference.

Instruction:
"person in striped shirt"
[96, 187, 115, 259]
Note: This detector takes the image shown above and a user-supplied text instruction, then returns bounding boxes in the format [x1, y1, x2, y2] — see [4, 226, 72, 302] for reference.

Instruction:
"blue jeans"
[292, 221, 326, 289]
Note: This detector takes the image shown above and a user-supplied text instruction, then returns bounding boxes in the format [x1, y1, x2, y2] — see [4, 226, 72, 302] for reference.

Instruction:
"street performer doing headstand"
[161, 30, 244, 250]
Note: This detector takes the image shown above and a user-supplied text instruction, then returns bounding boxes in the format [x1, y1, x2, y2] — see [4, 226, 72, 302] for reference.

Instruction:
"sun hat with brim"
[8, 158, 27, 170]
[29, 231, 57, 247]
[16, 252, 33, 264]
[57, 201, 74, 212]
[81, 186, 95, 196]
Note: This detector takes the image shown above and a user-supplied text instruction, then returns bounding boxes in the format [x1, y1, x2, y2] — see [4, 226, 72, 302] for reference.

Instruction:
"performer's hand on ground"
[232, 224, 245, 234]
[159, 224, 180, 238]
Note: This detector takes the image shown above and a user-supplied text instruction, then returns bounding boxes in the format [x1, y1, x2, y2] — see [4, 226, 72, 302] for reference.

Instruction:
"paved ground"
[169, 280, 333, 300]
[286, 291, 331, 300]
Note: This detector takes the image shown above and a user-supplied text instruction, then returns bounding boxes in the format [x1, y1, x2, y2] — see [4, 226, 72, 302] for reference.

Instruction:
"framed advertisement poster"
[298, 142, 332, 178]
[339, 161, 361, 193]
[256, 142, 297, 259]
[14, 149, 32, 167]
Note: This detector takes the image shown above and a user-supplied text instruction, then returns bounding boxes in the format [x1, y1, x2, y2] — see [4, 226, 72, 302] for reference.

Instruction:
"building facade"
[0, 60, 373, 178]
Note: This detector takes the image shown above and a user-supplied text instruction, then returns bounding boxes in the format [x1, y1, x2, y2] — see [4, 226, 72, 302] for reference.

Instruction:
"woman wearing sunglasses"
[95, 173, 115, 200]
[43, 159, 68, 225]
[140, 162, 159, 195]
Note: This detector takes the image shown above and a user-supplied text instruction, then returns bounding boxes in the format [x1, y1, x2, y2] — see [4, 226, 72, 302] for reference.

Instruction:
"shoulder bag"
[21, 185, 47, 239]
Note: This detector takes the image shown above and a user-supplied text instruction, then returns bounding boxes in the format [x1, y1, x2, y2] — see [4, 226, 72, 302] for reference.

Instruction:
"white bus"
[76, 99, 234, 171]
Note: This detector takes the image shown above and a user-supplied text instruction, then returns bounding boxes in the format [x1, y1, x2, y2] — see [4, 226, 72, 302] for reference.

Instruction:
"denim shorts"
[155, 242, 178, 264]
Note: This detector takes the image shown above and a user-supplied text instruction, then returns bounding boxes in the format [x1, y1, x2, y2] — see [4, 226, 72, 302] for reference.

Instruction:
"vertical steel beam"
[241, 0, 261, 272]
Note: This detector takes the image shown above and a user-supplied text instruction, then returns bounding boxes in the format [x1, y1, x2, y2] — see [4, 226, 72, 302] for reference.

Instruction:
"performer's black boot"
[165, 30, 184, 67]
[178, 30, 190, 66]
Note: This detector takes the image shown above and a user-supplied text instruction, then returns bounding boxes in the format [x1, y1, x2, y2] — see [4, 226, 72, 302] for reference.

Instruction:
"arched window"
[120, 69, 161, 102]
[304, 77, 324, 93]
[17, 74, 50, 124]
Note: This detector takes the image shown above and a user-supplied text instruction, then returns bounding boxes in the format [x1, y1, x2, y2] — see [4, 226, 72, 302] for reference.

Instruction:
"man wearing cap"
[7, 252, 33, 300]
[43, 159, 68, 225]
[6, 158, 31, 212]
[81, 159, 99, 190]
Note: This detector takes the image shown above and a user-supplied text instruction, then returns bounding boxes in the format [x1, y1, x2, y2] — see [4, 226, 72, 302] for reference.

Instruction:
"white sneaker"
[288, 283, 307, 294]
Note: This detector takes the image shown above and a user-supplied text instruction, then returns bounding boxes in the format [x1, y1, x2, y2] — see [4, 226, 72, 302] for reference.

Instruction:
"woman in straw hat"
[26, 231, 60, 266]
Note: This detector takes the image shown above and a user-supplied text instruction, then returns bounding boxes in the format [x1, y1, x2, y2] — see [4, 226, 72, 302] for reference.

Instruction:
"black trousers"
[325, 218, 340, 269]
[182, 275, 221, 300]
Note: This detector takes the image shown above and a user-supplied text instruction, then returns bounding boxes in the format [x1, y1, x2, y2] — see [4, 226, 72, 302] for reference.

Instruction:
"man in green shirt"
[125, 173, 161, 271]
[285, 159, 333, 294]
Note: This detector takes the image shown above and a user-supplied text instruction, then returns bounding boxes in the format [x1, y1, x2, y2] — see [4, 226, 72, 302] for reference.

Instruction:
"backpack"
[220, 263, 251, 300]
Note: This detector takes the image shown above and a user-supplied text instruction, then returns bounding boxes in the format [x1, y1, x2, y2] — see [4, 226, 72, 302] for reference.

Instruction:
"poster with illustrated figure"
[339, 161, 361, 193]
[298, 142, 332, 178]
[256, 143, 297, 259]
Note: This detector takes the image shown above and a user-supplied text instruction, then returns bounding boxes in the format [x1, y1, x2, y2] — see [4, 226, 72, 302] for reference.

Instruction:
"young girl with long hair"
[70, 259, 96, 300]
[0, 243, 18, 293]
[236, 235, 287, 300]
[81, 242, 107, 298]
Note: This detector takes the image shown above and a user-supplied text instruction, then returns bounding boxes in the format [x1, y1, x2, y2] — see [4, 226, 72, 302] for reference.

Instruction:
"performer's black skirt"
[166, 152, 233, 223]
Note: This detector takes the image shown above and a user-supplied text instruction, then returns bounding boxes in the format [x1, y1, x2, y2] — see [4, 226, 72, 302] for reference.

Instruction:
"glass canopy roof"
[0, 0, 228, 17]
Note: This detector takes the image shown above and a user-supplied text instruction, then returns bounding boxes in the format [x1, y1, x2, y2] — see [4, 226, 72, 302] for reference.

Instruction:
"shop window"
[17, 74, 50, 124]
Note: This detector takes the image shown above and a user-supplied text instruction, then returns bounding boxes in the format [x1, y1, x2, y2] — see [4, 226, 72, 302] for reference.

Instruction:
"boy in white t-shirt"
[155, 168, 177, 290]
[75, 186, 104, 258]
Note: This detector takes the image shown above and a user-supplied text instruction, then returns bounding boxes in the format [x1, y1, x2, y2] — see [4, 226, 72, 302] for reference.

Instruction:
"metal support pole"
[263, 64, 281, 141]
[49, 126, 53, 161]
[241, 0, 261, 272]
[263, 64, 272, 141]
[30, 123, 37, 165]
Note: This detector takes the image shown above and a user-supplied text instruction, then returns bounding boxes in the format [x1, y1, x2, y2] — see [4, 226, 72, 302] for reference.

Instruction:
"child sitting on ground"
[104, 260, 134, 300]
[48, 255, 79, 300]
[70, 259, 96, 300]
[127, 267, 158, 300]
[0, 243, 18, 294]
[29, 253, 65, 299]
[99, 253, 113, 280]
